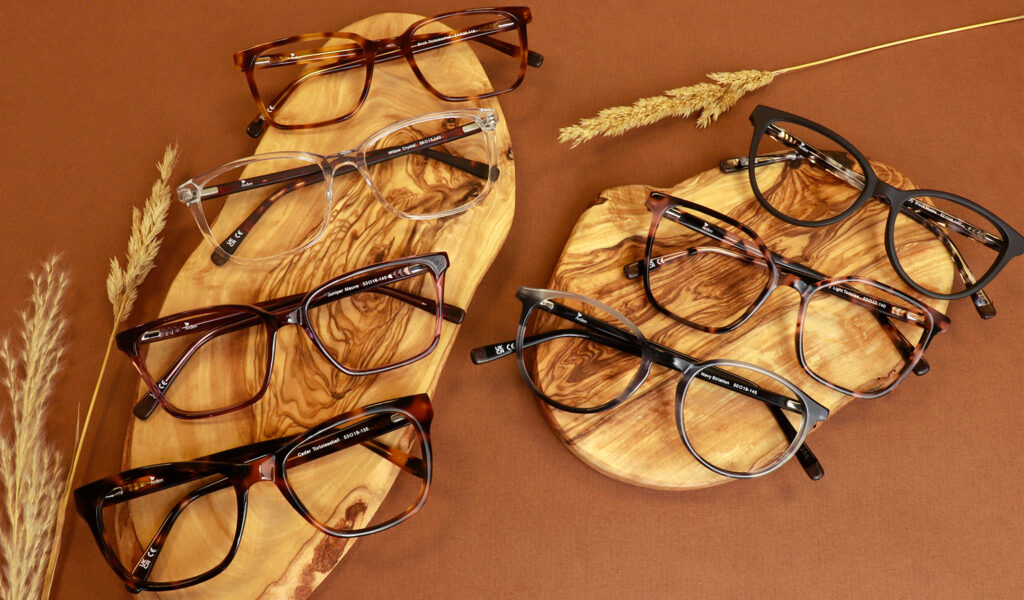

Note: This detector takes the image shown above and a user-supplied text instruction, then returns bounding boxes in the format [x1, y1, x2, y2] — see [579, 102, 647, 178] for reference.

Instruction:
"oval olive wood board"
[541, 161, 950, 489]
[121, 12, 515, 600]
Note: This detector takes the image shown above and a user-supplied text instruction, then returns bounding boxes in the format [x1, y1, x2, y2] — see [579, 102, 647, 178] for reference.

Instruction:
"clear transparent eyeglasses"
[177, 108, 499, 265]
[472, 287, 830, 480]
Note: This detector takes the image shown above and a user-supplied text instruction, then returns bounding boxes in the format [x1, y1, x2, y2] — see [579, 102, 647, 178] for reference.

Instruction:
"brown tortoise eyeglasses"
[622, 191, 951, 398]
[235, 6, 544, 137]
[74, 394, 433, 593]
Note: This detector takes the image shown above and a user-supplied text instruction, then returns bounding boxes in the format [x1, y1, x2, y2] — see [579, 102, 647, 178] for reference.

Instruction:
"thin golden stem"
[772, 14, 1024, 75]
[40, 322, 120, 600]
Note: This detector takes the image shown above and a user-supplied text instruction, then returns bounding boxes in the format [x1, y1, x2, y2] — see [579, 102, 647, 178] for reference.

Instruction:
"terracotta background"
[1, 1, 1022, 598]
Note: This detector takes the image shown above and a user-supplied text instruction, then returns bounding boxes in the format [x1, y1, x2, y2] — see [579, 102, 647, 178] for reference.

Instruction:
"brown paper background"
[1, 1, 1021, 598]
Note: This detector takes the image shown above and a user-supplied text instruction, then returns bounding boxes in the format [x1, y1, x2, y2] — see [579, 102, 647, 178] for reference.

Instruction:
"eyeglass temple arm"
[720, 129, 997, 318]
[124, 412, 423, 586]
[132, 280, 462, 419]
[203, 125, 494, 266]
[245, 20, 543, 138]
[470, 313, 824, 480]
[623, 209, 934, 375]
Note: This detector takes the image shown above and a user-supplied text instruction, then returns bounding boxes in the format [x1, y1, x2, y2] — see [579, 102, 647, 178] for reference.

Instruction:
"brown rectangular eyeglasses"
[74, 393, 432, 593]
[116, 253, 464, 420]
[236, 6, 544, 137]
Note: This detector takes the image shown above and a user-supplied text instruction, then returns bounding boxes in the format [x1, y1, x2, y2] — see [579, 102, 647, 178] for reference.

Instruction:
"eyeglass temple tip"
[246, 115, 266, 139]
[443, 304, 466, 325]
[133, 394, 160, 420]
[973, 289, 996, 319]
[797, 445, 825, 481]
[470, 342, 514, 364]
[210, 250, 230, 267]
[527, 50, 544, 68]
[719, 157, 748, 173]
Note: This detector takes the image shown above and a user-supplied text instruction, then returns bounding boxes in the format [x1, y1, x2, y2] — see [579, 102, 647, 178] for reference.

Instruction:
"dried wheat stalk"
[0, 257, 70, 600]
[558, 14, 1023, 147]
[41, 144, 178, 600]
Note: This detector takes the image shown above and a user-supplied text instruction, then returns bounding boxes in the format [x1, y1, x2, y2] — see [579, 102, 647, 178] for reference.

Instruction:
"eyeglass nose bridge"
[782, 274, 811, 295]
[326, 151, 359, 171]
[240, 456, 279, 488]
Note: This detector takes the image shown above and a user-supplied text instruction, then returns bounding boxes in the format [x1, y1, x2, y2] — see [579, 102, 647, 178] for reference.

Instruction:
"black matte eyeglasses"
[721, 105, 1024, 319]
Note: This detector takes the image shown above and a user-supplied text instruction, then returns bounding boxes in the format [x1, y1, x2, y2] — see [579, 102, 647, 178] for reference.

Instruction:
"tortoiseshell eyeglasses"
[116, 253, 464, 420]
[235, 6, 543, 137]
[622, 191, 951, 398]
[178, 109, 500, 265]
[472, 287, 830, 481]
[720, 105, 1024, 318]
[75, 394, 432, 593]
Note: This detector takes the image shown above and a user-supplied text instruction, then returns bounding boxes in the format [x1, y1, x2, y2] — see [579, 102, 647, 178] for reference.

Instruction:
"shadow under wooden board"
[540, 161, 951, 490]
[120, 12, 515, 600]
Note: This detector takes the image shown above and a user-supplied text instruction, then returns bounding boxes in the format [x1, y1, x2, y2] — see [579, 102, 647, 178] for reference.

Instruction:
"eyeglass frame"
[471, 286, 829, 480]
[177, 108, 500, 266]
[116, 253, 464, 420]
[721, 105, 1024, 317]
[235, 6, 543, 137]
[74, 393, 433, 593]
[622, 190, 951, 398]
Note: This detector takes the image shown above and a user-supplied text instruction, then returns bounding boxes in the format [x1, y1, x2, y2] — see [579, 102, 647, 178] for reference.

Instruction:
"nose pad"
[328, 157, 368, 198]
[257, 459, 277, 483]
[789, 278, 811, 295]
[782, 270, 806, 294]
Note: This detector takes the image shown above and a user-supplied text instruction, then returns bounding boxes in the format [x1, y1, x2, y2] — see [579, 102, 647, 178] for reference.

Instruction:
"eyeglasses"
[622, 191, 951, 397]
[720, 105, 1024, 318]
[75, 393, 432, 593]
[471, 287, 829, 480]
[236, 7, 543, 137]
[116, 253, 463, 420]
[177, 109, 500, 266]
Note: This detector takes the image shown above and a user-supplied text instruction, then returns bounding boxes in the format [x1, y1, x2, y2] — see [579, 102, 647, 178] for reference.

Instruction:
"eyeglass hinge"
[480, 113, 498, 132]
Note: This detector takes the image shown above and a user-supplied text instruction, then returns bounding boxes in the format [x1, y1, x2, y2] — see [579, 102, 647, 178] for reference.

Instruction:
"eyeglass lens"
[801, 280, 931, 394]
[100, 470, 238, 585]
[681, 364, 807, 475]
[648, 204, 769, 329]
[283, 410, 427, 534]
[409, 12, 525, 98]
[521, 296, 644, 411]
[752, 120, 867, 223]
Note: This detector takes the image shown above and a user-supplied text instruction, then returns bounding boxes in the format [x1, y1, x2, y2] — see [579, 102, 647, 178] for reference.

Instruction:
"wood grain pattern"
[540, 161, 951, 489]
[120, 12, 515, 600]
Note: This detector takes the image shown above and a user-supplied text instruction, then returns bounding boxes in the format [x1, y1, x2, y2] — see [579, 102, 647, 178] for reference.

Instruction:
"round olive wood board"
[541, 161, 950, 490]
[121, 12, 515, 600]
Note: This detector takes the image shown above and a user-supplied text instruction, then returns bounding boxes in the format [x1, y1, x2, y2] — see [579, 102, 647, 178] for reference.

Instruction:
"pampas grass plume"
[0, 257, 69, 600]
